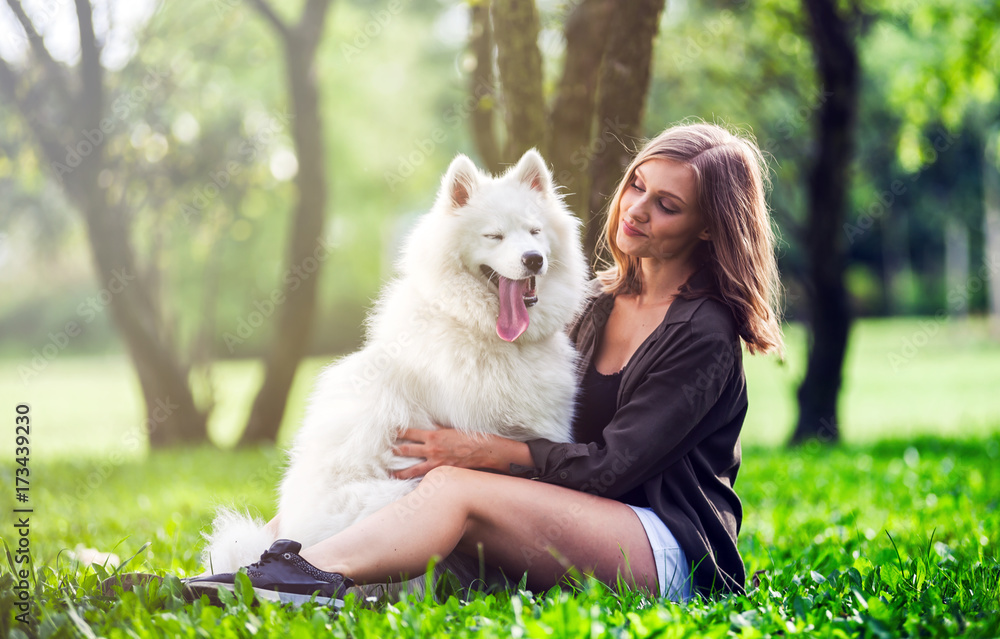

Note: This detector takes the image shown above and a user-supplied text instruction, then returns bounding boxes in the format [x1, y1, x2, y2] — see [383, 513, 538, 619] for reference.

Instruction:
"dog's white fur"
[203, 150, 588, 573]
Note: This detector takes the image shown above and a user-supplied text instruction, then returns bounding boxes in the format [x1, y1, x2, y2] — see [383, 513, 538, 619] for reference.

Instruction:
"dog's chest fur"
[385, 311, 577, 443]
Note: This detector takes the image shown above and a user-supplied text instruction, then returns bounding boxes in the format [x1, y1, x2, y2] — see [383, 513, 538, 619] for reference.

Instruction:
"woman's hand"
[391, 427, 533, 479]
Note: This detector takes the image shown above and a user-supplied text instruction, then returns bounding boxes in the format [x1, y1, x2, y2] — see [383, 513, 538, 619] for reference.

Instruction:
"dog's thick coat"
[204, 150, 588, 573]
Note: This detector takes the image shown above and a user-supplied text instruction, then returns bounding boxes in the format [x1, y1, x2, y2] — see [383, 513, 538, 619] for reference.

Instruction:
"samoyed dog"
[204, 149, 588, 573]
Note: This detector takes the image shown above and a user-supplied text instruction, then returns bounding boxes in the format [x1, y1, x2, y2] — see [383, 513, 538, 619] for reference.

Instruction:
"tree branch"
[74, 0, 102, 132]
[0, 55, 65, 167]
[4, 0, 74, 115]
[248, 0, 291, 40]
[295, 0, 332, 53]
[5, 0, 65, 88]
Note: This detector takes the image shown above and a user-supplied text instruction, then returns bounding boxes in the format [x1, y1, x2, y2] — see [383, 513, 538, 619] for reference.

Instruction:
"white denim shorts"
[627, 505, 693, 601]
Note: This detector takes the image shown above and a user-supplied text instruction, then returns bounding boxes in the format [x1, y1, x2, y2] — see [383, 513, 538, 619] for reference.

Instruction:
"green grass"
[0, 316, 999, 636]
[1, 317, 998, 460]
[1, 441, 998, 637]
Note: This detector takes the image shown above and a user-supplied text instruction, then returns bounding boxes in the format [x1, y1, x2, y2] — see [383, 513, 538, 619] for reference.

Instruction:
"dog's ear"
[440, 154, 480, 210]
[509, 148, 553, 195]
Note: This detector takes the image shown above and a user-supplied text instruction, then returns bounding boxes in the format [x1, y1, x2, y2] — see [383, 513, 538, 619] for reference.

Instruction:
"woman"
[187, 122, 784, 604]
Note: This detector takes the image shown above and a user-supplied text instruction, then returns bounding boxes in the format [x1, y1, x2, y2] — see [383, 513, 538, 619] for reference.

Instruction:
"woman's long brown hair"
[596, 122, 784, 356]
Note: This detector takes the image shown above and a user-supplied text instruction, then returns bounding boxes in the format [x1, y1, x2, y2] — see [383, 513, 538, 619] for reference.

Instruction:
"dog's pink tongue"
[497, 276, 530, 342]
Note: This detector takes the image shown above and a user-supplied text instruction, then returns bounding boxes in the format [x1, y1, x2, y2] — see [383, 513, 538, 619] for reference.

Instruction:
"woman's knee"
[413, 466, 474, 502]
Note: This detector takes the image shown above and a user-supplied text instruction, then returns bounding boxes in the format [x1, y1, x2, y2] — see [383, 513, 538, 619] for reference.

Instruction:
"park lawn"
[1, 316, 998, 460]
[0, 315, 998, 636]
[0, 439, 998, 637]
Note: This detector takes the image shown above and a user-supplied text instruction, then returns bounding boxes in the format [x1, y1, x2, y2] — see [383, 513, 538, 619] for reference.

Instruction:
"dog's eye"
[529, 228, 541, 236]
[484, 233, 504, 241]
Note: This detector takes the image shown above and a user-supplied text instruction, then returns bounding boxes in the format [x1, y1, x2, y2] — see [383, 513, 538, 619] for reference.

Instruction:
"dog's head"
[402, 150, 588, 343]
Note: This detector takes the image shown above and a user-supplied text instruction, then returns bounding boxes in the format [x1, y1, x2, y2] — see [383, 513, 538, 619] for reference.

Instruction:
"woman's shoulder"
[583, 277, 605, 300]
[676, 295, 740, 343]
[578, 278, 613, 318]
[566, 279, 611, 343]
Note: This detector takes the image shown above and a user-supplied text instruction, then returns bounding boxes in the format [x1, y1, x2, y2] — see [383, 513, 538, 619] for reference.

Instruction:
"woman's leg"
[297, 466, 659, 594]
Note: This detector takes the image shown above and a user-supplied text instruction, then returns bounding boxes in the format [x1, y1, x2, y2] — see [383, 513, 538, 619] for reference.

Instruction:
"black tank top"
[571, 359, 651, 507]
[572, 361, 621, 447]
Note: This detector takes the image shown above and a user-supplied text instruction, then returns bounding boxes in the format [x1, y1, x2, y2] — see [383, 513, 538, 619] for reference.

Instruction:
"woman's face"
[615, 158, 710, 264]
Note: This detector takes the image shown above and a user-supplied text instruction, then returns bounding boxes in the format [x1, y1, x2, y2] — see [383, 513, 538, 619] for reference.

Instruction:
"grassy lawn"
[1, 440, 997, 637]
[0, 316, 998, 636]
[2, 317, 998, 460]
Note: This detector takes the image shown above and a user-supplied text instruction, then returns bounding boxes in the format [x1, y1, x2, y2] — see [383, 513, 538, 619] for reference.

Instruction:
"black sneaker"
[184, 539, 354, 608]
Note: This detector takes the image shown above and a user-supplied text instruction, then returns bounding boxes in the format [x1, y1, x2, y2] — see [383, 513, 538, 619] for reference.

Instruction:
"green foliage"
[0, 317, 997, 636]
[2, 0, 999, 357]
[649, 0, 1000, 318]
[0, 0, 468, 358]
[0, 438, 997, 637]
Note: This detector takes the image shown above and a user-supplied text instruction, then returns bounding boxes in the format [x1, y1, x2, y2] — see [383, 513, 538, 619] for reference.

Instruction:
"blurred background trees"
[1, 0, 998, 448]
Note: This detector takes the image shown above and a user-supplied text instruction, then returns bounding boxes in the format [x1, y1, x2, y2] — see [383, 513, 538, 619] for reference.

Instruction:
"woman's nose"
[627, 197, 651, 221]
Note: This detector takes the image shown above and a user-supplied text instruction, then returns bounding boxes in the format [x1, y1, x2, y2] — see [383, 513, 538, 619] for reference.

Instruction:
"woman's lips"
[622, 219, 646, 237]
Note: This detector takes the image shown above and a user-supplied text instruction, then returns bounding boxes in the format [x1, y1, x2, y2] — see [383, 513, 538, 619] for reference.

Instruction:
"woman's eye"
[631, 181, 645, 192]
[658, 201, 678, 214]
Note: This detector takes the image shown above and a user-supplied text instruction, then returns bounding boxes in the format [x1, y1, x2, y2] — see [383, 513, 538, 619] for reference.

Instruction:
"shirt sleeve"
[509, 331, 739, 498]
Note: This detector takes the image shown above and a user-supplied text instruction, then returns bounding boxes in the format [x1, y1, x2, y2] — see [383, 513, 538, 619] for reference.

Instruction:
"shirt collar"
[661, 267, 715, 325]
[586, 266, 717, 330]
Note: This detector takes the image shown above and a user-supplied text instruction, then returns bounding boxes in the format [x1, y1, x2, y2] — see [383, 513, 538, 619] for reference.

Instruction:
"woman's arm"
[518, 330, 741, 497]
[391, 427, 533, 479]
[391, 329, 739, 486]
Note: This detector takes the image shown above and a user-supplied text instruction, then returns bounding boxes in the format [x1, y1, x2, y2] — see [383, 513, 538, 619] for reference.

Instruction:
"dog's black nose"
[522, 251, 544, 273]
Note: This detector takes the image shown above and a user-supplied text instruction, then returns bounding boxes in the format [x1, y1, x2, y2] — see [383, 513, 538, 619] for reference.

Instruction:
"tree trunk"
[585, 0, 666, 260]
[547, 0, 613, 225]
[79, 197, 208, 445]
[984, 127, 1000, 337]
[468, 1, 503, 173]
[492, 0, 546, 161]
[467, 0, 666, 263]
[879, 204, 911, 314]
[945, 218, 969, 317]
[240, 0, 332, 445]
[0, 0, 207, 446]
[791, 0, 860, 445]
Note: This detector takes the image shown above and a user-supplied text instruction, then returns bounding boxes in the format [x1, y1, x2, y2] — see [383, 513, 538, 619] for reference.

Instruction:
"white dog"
[204, 149, 588, 574]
